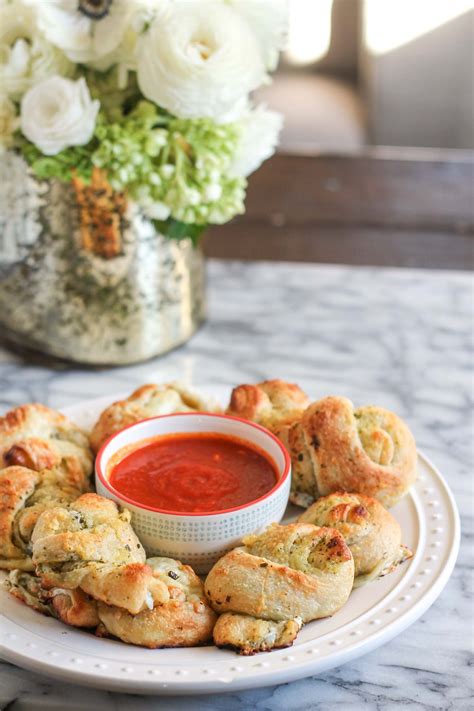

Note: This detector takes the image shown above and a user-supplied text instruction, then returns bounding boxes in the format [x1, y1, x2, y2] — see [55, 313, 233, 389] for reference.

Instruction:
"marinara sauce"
[109, 433, 278, 514]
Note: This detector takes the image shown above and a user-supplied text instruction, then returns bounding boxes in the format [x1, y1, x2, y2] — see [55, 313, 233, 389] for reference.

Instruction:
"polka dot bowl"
[95, 413, 291, 573]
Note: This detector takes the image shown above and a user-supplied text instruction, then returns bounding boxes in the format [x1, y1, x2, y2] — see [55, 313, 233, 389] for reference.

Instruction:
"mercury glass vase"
[0, 152, 206, 365]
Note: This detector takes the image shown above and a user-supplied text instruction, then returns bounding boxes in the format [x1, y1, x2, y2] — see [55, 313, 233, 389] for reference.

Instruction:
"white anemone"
[24, 0, 133, 65]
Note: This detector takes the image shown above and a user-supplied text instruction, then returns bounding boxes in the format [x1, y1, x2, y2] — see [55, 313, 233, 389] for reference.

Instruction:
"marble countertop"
[0, 260, 472, 710]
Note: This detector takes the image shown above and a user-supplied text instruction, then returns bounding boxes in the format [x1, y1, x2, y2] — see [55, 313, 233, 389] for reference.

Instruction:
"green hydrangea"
[92, 102, 246, 225]
[17, 99, 247, 240]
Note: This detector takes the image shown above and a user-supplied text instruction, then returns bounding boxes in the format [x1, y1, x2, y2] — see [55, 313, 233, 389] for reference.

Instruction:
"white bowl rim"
[95, 412, 292, 518]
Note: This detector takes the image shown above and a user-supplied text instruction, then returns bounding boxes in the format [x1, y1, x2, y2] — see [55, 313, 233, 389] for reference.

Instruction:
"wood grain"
[204, 152, 473, 269]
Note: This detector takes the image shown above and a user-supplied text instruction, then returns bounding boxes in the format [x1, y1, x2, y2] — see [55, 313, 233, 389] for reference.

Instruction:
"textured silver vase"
[0, 152, 206, 365]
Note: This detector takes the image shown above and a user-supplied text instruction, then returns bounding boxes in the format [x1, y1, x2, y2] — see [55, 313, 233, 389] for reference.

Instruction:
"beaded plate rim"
[0, 390, 460, 695]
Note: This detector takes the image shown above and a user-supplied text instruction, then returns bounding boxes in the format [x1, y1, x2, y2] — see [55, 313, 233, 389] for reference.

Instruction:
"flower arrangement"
[0, 0, 287, 243]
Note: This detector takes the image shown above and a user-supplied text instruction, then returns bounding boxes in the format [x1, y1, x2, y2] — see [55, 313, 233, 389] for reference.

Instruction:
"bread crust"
[205, 523, 354, 623]
[226, 379, 310, 434]
[89, 382, 222, 453]
[32, 493, 146, 589]
[50, 588, 100, 628]
[8, 555, 217, 648]
[283, 397, 417, 508]
[298, 492, 413, 584]
[97, 597, 216, 649]
[96, 558, 217, 648]
[7, 569, 100, 627]
[213, 612, 301, 655]
[0, 460, 92, 571]
[80, 562, 169, 614]
[0, 404, 93, 482]
[7, 569, 54, 616]
[0, 467, 39, 569]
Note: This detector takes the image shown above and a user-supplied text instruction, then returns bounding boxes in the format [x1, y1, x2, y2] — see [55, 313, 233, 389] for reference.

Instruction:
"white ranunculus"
[24, 0, 133, 65]
[0, 4, 74, 100]
[20, 76, 100, 156]
[214, 96, 250, 125]
[230, 105, 283, 177]
[227, 0, 288, 70]
[0, 94, 19, 153]
[136, 0, 267, 120]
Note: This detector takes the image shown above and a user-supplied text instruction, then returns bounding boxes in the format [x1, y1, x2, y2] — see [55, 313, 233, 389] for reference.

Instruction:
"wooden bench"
[204, 148, 473, 270]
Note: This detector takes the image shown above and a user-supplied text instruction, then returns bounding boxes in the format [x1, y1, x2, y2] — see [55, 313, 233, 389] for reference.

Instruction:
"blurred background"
[205, 0, 474, 269]
[261, 0, 473, 153]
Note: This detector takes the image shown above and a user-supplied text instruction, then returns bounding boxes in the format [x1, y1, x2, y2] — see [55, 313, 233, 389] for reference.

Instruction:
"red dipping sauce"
[109, 433, 279, 514]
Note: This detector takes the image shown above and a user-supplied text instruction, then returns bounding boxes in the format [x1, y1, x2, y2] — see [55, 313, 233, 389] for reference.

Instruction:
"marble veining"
[0, 260, 472, 710]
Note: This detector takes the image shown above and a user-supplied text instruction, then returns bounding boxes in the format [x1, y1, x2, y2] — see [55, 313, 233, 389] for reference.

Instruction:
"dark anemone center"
[78, 0, 113, 20]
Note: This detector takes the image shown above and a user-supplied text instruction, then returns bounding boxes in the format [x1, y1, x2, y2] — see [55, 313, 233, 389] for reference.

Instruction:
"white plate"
[0, 389, 460, 695]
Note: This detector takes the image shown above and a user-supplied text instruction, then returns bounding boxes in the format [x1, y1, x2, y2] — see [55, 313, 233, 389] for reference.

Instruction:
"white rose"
[136, 0, 267, 120]
[230, 105, 283, 177]
[24, 0, 133, 65]
[0, 4, 74, 100]
[20, 76, 100, 156]
[227, 0, 289, 70]
[0, 94, 19, 153]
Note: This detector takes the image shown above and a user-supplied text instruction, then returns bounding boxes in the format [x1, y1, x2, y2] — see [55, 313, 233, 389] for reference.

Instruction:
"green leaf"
[152, 218, 207, 245]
